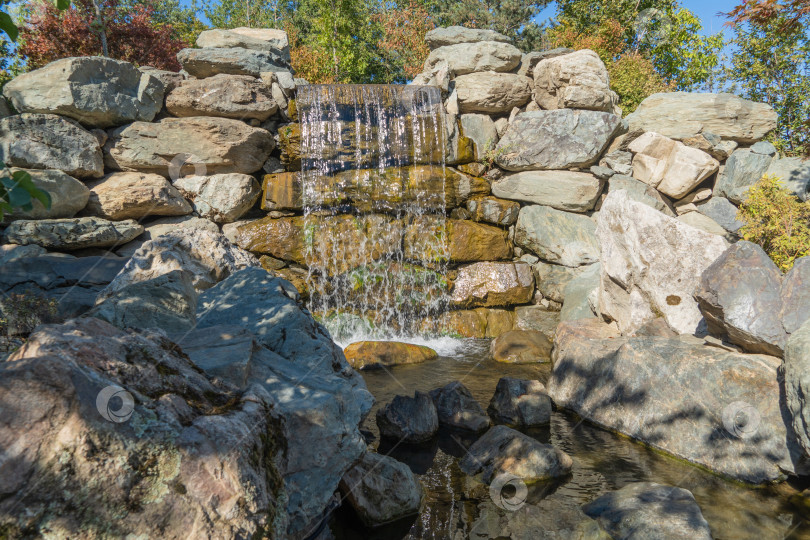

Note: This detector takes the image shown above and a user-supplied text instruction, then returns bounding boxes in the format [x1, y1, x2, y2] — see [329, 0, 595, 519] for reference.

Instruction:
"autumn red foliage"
[19, 0, 189, 71]
[725, 0, 810, 30]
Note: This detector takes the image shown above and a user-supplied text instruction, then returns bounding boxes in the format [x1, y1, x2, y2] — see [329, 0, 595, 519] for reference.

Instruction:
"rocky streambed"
[333, 341, 810, 540]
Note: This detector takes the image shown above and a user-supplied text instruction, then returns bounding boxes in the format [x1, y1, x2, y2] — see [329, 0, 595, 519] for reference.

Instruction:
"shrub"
[737, 174, 810, 271]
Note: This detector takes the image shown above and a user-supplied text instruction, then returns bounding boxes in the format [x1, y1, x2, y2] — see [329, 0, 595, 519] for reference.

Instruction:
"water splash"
[296, 84, 450, 342]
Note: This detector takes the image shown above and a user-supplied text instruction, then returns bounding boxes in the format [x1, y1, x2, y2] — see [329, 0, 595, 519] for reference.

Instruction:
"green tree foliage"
[200, 0, 284, 29]
[428, 0, 551, 51]
[723, 14, 809, 156]
[738, 174, 810, 271]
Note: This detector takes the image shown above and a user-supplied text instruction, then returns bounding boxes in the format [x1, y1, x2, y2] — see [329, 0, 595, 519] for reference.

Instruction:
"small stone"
[376, 391, 439, 443]
[488, 377, 551, 427]
[429, 381, 491, 432]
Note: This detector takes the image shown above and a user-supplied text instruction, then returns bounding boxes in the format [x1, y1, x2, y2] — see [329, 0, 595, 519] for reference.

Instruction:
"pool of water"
[330, 339, 810, 540]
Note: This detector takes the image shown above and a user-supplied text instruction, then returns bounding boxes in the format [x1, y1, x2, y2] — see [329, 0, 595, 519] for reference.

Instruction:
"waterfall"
[296, 84, 450, 342]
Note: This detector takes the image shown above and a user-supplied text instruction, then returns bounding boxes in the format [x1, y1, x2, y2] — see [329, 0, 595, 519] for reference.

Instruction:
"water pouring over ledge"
[296, 84, 453, 345]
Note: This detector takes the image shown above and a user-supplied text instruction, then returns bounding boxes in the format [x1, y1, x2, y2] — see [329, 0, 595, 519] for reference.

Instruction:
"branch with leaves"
[0, 163, 52, 221]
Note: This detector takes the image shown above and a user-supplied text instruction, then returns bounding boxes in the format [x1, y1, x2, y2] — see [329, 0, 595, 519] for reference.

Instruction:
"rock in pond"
[459, 425, 573, 484]
[376, 391, 439, 443]
[3, 217, 143, 250]
[343, 341, 438, 370]
[430, 381, 491, 432]
[549, 329, 803, 484]
[582, 483, 712, 540]
[451, 261, 534, 308]
[339, 452, 423, 527]
[490, 329, 552, 363]
[488, 377, 552, 427]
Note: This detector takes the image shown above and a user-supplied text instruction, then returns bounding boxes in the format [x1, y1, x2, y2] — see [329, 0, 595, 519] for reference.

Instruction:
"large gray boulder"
[626, 92, 778, 143]
[459, 425, 573, 484]
[714, 147, 775, 204]
[173, 173, 261, 223]
[84, 172, 192, 220]
[597, 190, 728, 334]
[424, 41, 522, 76]
[533, 49, 617, 112]
[549, 329, 804, 484]
[0, 114, 104, 178]
[532, 260, 587, 303]
[429, 381, 491, 432]
[696, 241, 787, 356]
[495, 110, 623, 171]
[696, 196, 744, 235]
[781, 257, 810, 334]
[177, 47, 289, 78]
[582, 483, 712, 540]
[605, 174, 674, 216]
[196, 27, 291, 62]
[488, 377, 552, 427]
[786, 319, 810, 457]
[191, 268, 374, 535]
[376, 391, 438, 443]
[454, 72, 532, 114]
[767, 156, 810, 201]
[515, 205, 600, 267]
[3, 217, 143, 250]
[165, 74, 278, 120]
[105, 117, 275, 176]
[560, 262, 600, 321]
[339, 452, 422, 527]
[3, 57, 164, 127]
[492, 170, 603, 212]
[6, 169, 89, 220]
[425, 26, 511, 48]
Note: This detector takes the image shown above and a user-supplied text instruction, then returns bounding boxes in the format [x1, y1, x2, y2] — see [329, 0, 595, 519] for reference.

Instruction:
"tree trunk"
[91, 0, 109, 57]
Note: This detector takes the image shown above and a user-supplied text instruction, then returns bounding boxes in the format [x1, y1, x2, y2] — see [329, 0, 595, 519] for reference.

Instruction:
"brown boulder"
[490, 329, 552, 363]
[451, 262, 534, 308]
[343, 341, 438, 370]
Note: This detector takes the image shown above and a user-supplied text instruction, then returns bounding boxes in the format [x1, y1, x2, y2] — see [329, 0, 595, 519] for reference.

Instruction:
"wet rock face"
[549, 331, 803, 484]
[459, 425, 573, 484]
[0, 318, 288, 539]
[3, 57, 164, 127]
[376, 391, 439, 443]
[467, 196, 520, 226]
[582, 483, 713, 540]
[533, 49, 617, 112]
[344, 341, 438, 370]
[490, 330, 552, 363]
[429, 381, 491, 432]
[451, 262, 534, 308]
[488, 377, 552, 427]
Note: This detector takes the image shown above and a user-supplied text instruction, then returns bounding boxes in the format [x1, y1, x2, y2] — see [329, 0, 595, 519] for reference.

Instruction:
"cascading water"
[296, 84, 450, 343]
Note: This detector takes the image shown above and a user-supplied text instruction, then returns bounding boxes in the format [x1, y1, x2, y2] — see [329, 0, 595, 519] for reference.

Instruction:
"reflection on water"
[331, 339, 810, 540]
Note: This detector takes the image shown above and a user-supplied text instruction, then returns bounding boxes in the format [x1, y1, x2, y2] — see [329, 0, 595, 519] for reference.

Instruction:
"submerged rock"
[488, 377, 552, 427]
[490, 329, 552, 363]
[343, 341, 438, 370]
[376, 391, 439, 443]
[459, 425, 573, 484]
[430, 381, 491, 432]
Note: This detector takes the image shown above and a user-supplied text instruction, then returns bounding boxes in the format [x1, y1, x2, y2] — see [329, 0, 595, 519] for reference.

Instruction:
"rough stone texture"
[197, 28, 291, 61]
[582, 483, 712, 540]
[628, 132, 719, 199]
[470, 498, 607, 540]
[605, 174, 674, 216]
[115, 216, 220, 258]
[532, 260, 587, 304]
[406, 217, 512, 264]
[600, 150, 633, 175]
[451, 262, 534, 308]
[0, 243, 47, 265]
[0, 318, 291, 539]
[88, 269, 197, 332]
[459, 425, 573, 484]
[3, 217, 143, 250]
[85, 172, 192, 220]
[105, 117, 274, 176]
[515, 205, 600, 267]
[139, 66, 184, 94]
[467, 196, 520, 226]
[533, 49, 617, 112]
[560, 262, 600, 321]
[425, 26, 511, 48]
[339, 452, 422, 527]
[343, 341, 438, 370]
[488, 377, 551, 427]
[174, 173, 261, 223]
[696, 196, 744, 235]
[3, 57, 164, 127]
[714, 147, 774, 204]
[597, 190, 729, 334]
[460, 113, 499, 159]
[767, 156, 810, 201]
[177, 47, 289, 78]
[454, 72, 532, 114]
[786, 320, 810, 457]
[424, 41, 522, 76]
[99, 229, 258, 300]
[517, 48, 575, 78]
[376, 391, 438, 443]
[0, 113, 104, 178]
[0, 255, 126, 319]
[490, 329, 551, 363]
[493, 170, 603, 212]
[495, 110, 623, 171]
[626, 92, 778, 143]
[781, 257, 810, 334]
[677, 212, 730, 239]
[192, 268, 374, 535]
[549, 331, 801, 484]
[166, 74, 278, 120]
[696, 241, 787, 356]
[429, 381, 491, 432]
[6, 169, 89, 220]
